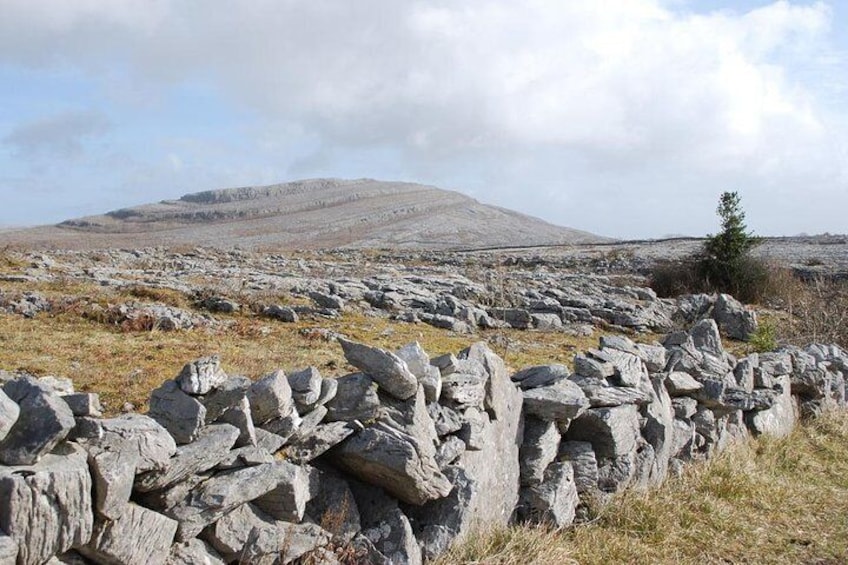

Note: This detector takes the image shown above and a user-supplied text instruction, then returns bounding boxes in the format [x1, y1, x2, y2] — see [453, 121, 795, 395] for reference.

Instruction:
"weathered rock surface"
[324, 373, 380, 422]
[519, 461, 579, 527]
[0, 444, 93, 565]
[339, 338, 419, 400]
[176, 355, 227, 395]
[166, 539, 226, 565]
[247, 369, 295, 425]
[0, 389, 19, 443]
[75, 414, 176, 472]
[0, 377, 75, 465]
[80, 503, 177, 565]
[149, 380, 207, 444]
[523, 379, 589, 422]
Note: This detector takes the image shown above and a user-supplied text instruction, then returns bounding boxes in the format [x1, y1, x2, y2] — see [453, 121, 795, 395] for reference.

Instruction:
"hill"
[4, 178, 607, 249]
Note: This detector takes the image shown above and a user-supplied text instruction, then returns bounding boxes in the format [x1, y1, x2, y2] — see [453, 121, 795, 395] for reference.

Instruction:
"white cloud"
[0, 0, 844, 236]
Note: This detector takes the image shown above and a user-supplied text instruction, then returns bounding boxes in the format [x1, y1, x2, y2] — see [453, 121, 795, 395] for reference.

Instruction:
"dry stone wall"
[1, 325, 846, 564]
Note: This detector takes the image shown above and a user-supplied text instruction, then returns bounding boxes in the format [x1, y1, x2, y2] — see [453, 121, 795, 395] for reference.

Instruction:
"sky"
[1, 0, 846, 239]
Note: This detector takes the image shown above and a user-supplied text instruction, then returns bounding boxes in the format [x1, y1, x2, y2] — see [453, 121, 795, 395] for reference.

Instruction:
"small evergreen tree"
[697, 191, 762, 299]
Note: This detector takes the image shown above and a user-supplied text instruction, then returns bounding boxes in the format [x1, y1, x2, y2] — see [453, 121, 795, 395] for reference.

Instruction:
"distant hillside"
[3, 178, 609, 250]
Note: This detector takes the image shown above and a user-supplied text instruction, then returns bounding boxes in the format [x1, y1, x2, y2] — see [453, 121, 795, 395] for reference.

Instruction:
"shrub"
[748, 320, 777, 352]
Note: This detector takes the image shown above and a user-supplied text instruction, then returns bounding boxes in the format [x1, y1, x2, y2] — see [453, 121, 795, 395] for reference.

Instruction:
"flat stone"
[573, 355, 615, 379]
[260, 410, 302, 442]
[665, 371, 704, 396]
[135, 423, 240, 492]
[597, 348, 646, 388]
[339, 338, 419, 400]
[523, 379, 590, 422]
[176, 355, 227, 395]
[286, 421, 361, 464]
[215, 446, 274, 470]
[512, 365, 570, 390]
[80, 504, 177, 565]
[166, 461, 302, 541]
[396, 342, 442, 402]
[0, 444, 93, 565]
[0, 376, 75, 465]
[149, 380, 207, 444]
[254, 428, 286, 454]
[247, 369, 295, 425]
[569, 374, 653, 407]
[440, 373, 486, 408]
[430, 353, 459, 376]
[324, 373, 380, 422]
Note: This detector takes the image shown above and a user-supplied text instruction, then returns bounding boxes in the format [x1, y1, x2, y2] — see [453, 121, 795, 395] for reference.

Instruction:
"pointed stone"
[339, 338, 418, 400]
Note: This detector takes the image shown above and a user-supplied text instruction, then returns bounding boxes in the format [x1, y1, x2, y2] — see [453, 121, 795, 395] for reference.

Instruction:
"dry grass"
[438, 411, 848, 564]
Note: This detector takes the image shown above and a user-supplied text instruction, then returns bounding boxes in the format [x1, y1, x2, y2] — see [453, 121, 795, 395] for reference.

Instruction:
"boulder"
[339, 338, 418, 400]
[286, 421, 362, 464]
[60, 393, 102, 417]
[568, 375, 653, 407]
[305, 468, 361, 543]
[714, 293, 757, 340]
[396, 342, 443, 402]
[559, 441, 598, 494]
[0, 443, 93, 565]
[641, 375, 674, 485]
[665, 371, 704, 397]
[331, 388, 451, 506]
[440, 373, 486, 408]
[349, 482, 422, 565]
[427, 403, 464, 437]
[262, 304, 299, 323]
[0, 376, 75, 465]
[324, 373, 381, 422]
[217, 397, 257, 447]
[247, 369, 296, 425]
[176, 355, 227, 395]
[149, 380, 207, 444]
[0, 536, 17, 565]
[573, 355, 615, 380]
[746, 376, 797, 437]
[592, 348, 645, 388]
[80, 504, 178, 565]
[435, 436, 466, 468]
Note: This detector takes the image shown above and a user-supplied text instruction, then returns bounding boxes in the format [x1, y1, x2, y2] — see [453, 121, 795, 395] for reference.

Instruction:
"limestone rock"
[288, 367, 324, 409]
[339, 338, 418, 400]
[81, 504, 177, 565]
[324, 373, 380, 422]
[512, 365, 570, 390]
[75, 414, 176, 472]
[0, 376, 75, 465]
[247, 369, 295, 425]
[519, 417, 561, 486]
[199, 376, 251, 423]
[349, 482, 422, 565]
[396, 342, 443, 402]
[0, 389, 19, 443]
[218, 397, 257, 447]
[565, 405, 641, 460]
[0, 443, 93, 565]
[166, 461, 301, 540]
[519, 461, 579, 527]
[0, 536, 17, 565]
[176, 355, 227, 395]
[573, 355, 615, 380]
[135, 424, 240, 492]
[305, 468, 361, 543]
[435, 436, 466, 468]
[746, 376, 797, 437]
[286, 420, 361, 464]
[559, 441, 598, 494]
[315, 377, 339, 407]
[665, 371, 704, 397]
[440, 373, 486, 408]
[61, 393, 102, 417]
[569, 374, 653, 407]
[88, 448, 138, 520]
[523, 379, 589, 422]
[149, 380, 207, 444]
[166, 539, 226, 565]
[405, 466, 476, 561]
[332, 389, 451, 505]
[253, 460, 313, 522]
[427, 402, 464, 437]
[714, 293, 757, 340]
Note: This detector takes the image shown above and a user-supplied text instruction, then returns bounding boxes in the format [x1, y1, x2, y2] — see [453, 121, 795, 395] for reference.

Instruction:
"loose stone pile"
[1, 327, 845, 564]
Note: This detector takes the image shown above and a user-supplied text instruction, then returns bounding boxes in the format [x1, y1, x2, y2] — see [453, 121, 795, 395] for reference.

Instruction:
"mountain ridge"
[5, 178, 610, 250]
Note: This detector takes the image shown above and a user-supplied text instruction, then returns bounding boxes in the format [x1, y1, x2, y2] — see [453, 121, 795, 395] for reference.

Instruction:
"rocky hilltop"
[8, 178, 606, 250]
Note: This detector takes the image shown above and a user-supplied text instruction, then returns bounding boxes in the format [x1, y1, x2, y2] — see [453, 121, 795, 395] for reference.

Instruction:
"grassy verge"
[438, 411, 848, 564]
